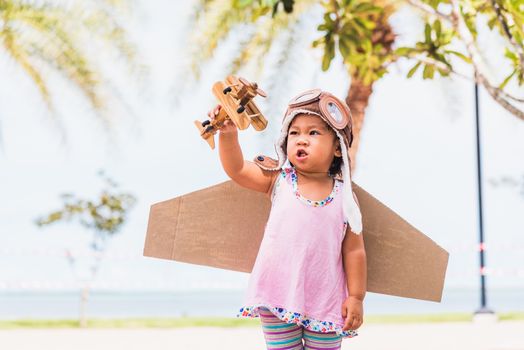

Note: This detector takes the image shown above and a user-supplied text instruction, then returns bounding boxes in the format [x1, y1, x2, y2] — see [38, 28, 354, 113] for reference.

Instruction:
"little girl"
[208, 89, 367, 350]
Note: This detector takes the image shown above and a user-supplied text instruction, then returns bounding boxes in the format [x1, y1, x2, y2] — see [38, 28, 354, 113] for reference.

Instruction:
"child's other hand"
[341, 296, 363, 331]
[207, 104, 237, 134]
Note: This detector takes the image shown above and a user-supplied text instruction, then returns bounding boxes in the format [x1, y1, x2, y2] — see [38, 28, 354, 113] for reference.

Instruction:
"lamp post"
[473, 82, 495, 318]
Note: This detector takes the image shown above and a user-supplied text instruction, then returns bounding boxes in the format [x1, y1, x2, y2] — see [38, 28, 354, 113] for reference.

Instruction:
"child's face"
[286, 114, 341, 174]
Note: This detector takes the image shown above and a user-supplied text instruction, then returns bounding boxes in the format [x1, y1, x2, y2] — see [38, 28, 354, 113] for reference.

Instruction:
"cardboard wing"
[144, 181, 449, 302]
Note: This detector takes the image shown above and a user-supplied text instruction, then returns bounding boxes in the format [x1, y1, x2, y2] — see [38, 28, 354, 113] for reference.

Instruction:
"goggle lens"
[326, 102, 344, 123]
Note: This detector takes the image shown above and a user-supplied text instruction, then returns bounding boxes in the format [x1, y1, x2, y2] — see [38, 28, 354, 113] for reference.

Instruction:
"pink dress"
[237, 166, 357, 338]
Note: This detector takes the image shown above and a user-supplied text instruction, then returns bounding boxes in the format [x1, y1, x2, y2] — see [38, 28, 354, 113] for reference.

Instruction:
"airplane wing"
[143, 180, 449, 302]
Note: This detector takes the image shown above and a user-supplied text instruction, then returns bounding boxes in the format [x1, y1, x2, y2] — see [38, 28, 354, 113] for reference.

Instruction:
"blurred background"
[0, 0, 523, 329]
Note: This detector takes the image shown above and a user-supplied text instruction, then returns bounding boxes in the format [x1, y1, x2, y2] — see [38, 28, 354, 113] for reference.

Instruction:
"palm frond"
[0, 0, 141, 132]
[230, 12, 297, 74]
[0, 25, 52, 108]
[189, 0, 248, 76]
[76, 5, 141, 73]
[7, 3, 104, 107]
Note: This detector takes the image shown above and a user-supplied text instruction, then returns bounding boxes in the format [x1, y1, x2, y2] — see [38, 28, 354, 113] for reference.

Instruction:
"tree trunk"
[346, 77, 374, 172]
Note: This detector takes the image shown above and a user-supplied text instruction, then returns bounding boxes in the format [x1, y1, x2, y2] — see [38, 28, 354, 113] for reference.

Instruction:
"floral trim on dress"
[237, 305, 358, 338]
[286, 167, 340, 207]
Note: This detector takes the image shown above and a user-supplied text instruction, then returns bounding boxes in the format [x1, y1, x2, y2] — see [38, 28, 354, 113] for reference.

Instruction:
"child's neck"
[293, 167, 334, 201]
[294, 167, 331, 181]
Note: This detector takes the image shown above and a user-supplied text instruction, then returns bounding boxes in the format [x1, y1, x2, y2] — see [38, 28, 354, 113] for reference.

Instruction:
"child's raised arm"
[210, 105, 276, 195]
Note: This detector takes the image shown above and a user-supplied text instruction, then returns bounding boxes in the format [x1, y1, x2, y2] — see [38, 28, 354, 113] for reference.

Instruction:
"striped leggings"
[259, 308, 343, 350]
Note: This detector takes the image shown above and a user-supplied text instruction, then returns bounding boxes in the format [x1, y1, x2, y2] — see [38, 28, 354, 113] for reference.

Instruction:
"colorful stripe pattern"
[303, 328, 343, 350]
[259, 308, 343, 350]
[260, 308, 303, 350]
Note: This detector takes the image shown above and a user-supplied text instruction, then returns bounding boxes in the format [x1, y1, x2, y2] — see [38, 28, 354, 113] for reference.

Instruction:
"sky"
[0, 1, 523, 297]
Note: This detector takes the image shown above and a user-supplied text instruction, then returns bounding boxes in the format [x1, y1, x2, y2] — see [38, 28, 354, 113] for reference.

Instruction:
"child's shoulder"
[253, 154, 284, 199]
[253, 154, 279, 171]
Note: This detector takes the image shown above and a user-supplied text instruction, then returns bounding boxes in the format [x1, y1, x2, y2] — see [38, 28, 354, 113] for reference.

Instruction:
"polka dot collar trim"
[285, 167, 340, 207]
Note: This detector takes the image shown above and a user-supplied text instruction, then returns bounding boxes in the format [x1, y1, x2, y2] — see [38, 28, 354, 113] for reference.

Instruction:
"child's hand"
[341, 296, 363, 331]
[207, 104, 237, 134]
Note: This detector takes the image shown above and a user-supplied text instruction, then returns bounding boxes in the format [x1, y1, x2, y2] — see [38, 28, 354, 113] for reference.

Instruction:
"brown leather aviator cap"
[285, 89, 354, 148]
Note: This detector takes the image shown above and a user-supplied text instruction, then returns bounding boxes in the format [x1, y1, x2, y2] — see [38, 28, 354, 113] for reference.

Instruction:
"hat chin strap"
[335, 128, 363, 234]
[276, 110, 363, 235]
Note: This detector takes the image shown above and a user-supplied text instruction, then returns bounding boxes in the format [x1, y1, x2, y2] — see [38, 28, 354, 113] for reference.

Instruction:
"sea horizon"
[1, 287, 522, 320]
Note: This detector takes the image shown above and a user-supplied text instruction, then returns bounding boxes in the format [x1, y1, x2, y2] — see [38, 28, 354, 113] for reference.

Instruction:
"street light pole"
[473, 82, 494, 317]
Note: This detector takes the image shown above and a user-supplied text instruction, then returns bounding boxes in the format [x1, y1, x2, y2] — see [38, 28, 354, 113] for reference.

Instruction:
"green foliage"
[488, 0, 524, 88]
[395, 19, 470, 79]
[189, 0, 313, 79]
[425, 0, 450, 8]
[415, 1, 520, 92]
[471, 0, 523, 44]
[500, 48, 523, 89]
[232, 0, 294, 15]
[313, 0, 388, 85]
[460, 0, 480, 38]
[35, 171, 136, 250]
[188, 0, 523, 118]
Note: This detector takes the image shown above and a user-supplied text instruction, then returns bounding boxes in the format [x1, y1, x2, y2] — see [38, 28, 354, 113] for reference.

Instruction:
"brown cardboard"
[144, 181, 449, 302]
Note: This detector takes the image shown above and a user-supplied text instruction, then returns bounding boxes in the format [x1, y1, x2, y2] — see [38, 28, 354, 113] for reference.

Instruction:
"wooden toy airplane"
[194, 76, 268, 149]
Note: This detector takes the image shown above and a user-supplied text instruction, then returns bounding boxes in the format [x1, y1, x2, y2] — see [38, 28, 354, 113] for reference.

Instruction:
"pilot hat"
[274, 89, 362, 234]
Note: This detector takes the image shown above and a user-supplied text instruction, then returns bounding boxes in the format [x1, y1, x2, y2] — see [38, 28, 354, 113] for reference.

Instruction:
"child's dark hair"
[329, 156, 342, 177]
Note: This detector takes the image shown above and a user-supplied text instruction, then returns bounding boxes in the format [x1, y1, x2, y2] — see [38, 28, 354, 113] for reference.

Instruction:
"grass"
[0, 313, 523, 329]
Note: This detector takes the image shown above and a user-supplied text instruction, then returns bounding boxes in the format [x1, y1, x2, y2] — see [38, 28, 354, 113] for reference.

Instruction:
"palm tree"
[0, 0, 141, 145]
[185, 0, 400, 168]
[320, 0, 396, 164]
[183, 0, 523, 168]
